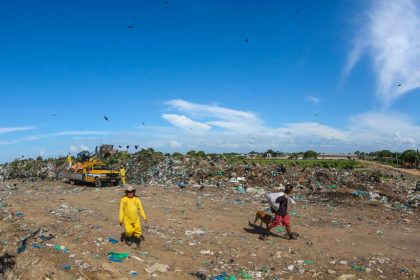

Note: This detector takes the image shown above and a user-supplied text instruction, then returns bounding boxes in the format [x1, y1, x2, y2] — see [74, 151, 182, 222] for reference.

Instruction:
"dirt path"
[361, 160, 420, 177]
[1, 180, 419, 279]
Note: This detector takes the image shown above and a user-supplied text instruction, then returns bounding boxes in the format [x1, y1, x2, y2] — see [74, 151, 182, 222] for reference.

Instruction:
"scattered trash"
[17, 228, 40, 254]
[15, 212, 24, 217]
[336, 274, 355, 280]
[145, 262, 170, 273]
[54, 244, 68, 253]
[130, 256, 144, 262]
[212, 272, 236, 280]
[39, 230, 55, 241]
[130, 270, 138, 277]
[351, 264, 367, 271]
[107, 237, 118, 244]
[31, 243, 43, 249]
[352, 190, 368, 197]
[63, 264, 71, 271]
[107, 252, 129, 259]
[239, 269, 252, 279]
[199, 250, 214, 255]
[17, 242, 27, 254]
[108, 256, 123, 262]
[185, 229, 206, 238]
[327, 269, 336, 274]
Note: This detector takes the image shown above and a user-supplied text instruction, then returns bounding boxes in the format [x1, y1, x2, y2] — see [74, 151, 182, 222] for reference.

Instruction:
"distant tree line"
[355, 149, 419, 169]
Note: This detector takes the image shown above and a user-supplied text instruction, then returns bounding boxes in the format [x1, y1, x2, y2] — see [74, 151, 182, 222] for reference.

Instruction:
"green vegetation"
[242, 159, 363, 169]
[303, 150, 318, 159]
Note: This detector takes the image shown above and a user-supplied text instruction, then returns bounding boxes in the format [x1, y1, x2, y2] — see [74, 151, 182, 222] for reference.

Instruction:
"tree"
[196, 151, 206, 157]
[265, 149, 276, 157]
[288, 153, 299, 160]
[186, 150, 196, 157]
[377, 150, 393, 159]
[303, 150, 318, 159]
[401, 150, 418, 167]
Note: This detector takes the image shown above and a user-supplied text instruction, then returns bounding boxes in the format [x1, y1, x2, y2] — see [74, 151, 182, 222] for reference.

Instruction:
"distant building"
[318, 153, 357, 160]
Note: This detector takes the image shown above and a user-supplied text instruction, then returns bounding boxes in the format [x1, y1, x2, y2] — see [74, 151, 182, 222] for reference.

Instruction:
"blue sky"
[0, 0, 419, 162]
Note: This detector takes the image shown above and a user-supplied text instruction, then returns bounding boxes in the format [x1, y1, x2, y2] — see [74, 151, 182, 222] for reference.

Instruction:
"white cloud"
[346, 112, 420, 148]
[70, 145, 89, 153]
[283, 122, 346, 141]
[305, 96, 320, 105]
[1, 101, 419, 156]
[345, 0, 420, 106]
[0, 126, 36, 134]
[162, 114, 211, 131]
[168, 140, 182, 148]
[161, 100, 420, 152]
[165, 99, 261, 133]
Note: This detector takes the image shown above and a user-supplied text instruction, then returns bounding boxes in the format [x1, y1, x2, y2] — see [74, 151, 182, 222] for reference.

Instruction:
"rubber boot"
[134, 236, 141, 249]
[120, 232, 126, 243]
[125, 235, 133, 246]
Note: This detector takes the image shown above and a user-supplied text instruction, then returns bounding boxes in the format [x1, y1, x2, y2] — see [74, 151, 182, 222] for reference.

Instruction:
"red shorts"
[270, 214, 290, 227]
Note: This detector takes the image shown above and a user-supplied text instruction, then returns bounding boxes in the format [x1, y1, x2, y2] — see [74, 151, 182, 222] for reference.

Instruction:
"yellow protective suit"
[119, 196, 146, 238]
[66, 156, 73, 169]
[120, 168, 126, 184]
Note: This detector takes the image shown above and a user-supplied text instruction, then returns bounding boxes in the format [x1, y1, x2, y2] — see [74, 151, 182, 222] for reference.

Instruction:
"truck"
[62, 151, 121, 187]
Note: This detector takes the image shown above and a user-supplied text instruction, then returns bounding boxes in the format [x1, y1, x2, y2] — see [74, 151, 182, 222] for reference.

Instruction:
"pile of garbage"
[0, 158, 65, 182]
[1, 150, 419, 209]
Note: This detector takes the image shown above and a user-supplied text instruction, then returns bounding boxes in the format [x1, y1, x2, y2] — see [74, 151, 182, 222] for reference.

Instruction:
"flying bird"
[245, 38, 248, 43]
[135, 145, 139, 150]
[118, 145, 122, 148]
[104, 116, 109, 121]
[142, 122, 145, 126]
[128, 25, 134, 29]
[126, 145, 130, 149]
[397, 84, 402, 87]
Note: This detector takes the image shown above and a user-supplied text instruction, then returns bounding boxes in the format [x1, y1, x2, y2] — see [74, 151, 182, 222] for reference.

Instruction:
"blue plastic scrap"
[108, 237, 118, 244]
[108, 256, 123, 262]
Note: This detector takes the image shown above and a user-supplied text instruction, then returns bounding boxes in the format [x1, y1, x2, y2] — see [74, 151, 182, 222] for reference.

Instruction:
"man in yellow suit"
[119, 185, 147, 248]
[120, 167, 126, 185]
[66, 154, 73, 170]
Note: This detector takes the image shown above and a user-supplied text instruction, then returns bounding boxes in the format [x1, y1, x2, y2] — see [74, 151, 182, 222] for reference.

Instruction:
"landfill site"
[0, 149, 419, 280]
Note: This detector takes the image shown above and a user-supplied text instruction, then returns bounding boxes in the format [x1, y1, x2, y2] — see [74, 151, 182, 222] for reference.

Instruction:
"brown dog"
[253, 211, 273, 232]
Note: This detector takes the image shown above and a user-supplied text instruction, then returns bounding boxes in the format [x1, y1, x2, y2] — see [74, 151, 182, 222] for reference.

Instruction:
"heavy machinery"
[62, 150, 121, 187]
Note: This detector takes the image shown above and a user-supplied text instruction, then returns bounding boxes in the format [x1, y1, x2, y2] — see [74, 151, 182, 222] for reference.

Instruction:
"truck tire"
[94, 177, 102, 188]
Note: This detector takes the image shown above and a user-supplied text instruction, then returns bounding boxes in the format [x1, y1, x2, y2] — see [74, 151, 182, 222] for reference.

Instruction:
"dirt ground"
[1, 176, 419, 279]
[361, 161, 420, 176]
